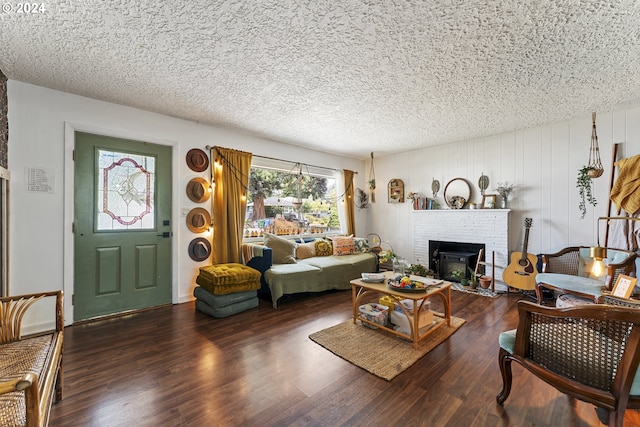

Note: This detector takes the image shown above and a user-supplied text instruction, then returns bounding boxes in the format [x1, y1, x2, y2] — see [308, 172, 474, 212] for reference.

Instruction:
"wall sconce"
[590, 216, 640, 277]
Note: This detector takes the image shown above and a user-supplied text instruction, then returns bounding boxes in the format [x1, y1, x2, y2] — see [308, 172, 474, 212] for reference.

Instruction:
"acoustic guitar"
[502, 218, 538, 291]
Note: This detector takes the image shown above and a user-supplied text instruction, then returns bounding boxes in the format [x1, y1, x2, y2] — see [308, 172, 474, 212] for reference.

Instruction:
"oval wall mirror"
[443, 178, 471, 209]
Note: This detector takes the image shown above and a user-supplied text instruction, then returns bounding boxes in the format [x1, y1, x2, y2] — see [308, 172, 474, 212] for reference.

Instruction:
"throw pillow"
[332, 235, 357, 256]
[353, 237, 371, 253]
[296, 241, 316, 260]
[263, 233, 296, 264]
[314, 238, 333, 257]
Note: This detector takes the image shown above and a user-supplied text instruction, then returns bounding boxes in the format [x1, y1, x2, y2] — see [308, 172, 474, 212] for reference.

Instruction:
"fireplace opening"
[429, 240, 485, 281]
[439, 252, 478, 282]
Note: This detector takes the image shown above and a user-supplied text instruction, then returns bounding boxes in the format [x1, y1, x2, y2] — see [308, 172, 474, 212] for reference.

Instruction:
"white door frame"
[63, 122, 179, 326]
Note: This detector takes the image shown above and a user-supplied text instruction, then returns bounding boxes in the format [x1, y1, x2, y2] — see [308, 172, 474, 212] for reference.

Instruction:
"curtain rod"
[205, 146, 356, 174]
[251, 153, 357, 174]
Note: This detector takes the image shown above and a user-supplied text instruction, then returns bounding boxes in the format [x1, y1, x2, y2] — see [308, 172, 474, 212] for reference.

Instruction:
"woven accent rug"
[309, 316, 465, 381]
[451, 282, 500, 298]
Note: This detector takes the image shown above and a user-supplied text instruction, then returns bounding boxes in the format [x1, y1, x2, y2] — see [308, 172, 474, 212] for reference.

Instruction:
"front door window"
[97, 149, 155, 230]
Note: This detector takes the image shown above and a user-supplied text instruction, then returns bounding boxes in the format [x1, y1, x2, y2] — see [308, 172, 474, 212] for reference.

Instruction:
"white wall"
[7, 81, 369, 326]
[9, 79, 640, 327]
[368, 107, 640, 265]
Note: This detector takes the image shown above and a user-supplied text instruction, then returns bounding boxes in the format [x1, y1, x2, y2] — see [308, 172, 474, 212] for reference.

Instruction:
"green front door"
[74, 132, 172, 321]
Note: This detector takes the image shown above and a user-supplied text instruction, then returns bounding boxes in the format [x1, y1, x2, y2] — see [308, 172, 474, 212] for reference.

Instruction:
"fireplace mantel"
[412, 209, 511, 287]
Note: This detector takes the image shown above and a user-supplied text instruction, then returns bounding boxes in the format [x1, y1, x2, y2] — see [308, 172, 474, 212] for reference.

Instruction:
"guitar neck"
[520, 219, 532, 262]
[520, 229, 530, 261]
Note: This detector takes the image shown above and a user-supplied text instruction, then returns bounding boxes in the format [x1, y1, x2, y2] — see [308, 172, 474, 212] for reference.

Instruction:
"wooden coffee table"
[351, 271, 452, 349]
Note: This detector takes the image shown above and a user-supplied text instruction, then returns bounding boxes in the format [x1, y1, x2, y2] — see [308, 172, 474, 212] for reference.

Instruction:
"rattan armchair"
[535, 246, 636, 304]
[497, 300, 640, 427]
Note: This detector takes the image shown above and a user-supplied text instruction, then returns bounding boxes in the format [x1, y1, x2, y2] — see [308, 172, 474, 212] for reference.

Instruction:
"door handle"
[157, 232, 172, 238]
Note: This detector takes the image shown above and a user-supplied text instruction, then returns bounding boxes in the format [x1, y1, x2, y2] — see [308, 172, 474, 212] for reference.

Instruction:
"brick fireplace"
[412, 209, 511, 287]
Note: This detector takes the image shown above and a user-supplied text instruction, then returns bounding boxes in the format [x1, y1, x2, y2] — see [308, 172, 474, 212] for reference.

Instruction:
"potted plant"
[408, 261, 434, 278]
[467, 267, 479, 289]
[450, 269, 467, 286]
[479, 276, 492, 289]
[495, 182, 515, 209]
[577, 165, 598, 219]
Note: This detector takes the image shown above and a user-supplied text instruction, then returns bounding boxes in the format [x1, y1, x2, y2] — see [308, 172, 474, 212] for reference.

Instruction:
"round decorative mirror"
[443, 178, 471, 209]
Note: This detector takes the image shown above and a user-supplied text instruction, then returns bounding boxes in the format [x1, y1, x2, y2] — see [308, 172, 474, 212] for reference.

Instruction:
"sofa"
[242, 233, 378, 308]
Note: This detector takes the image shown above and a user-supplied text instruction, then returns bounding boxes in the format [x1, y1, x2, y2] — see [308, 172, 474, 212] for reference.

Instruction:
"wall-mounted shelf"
[387, 179, 404, 203]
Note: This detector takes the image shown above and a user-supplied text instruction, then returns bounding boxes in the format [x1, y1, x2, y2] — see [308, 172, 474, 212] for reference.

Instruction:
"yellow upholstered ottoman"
[196, 263, 261, 295]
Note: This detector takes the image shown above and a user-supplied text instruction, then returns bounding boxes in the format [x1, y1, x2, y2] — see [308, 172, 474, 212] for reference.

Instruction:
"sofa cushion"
[266, 253, 377, 308]
[264, 233, 296, 264]
[332, 235, 357, 256]
[193, 286, 257, 308]
[536, 273, 605, 298]
[195, 298, 258, 318]
[268, 262, 321, 274]
[296, 241, 316, 259]
[197, 263, 261, 295]
[498, 329, 516, 353]
[576, 247, 632, 279]
[353, 237, 371, 253]
[314, 238, 333, 256]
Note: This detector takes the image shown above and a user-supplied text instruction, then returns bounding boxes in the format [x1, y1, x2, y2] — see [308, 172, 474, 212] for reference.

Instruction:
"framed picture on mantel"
[482, 194, 496, 209]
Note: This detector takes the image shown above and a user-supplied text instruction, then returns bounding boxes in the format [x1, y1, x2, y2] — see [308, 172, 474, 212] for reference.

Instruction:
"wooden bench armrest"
[0, 292, 63, 426]
[0, 372, 38, 394]
[0, 290, 64, 343]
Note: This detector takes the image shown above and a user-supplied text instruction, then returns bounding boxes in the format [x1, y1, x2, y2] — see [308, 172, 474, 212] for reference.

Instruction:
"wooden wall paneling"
[533, 124, 551, 254]
[625, 108, 640, 151]
[523, 125, 548, 255]
[548, 122, 572, 251]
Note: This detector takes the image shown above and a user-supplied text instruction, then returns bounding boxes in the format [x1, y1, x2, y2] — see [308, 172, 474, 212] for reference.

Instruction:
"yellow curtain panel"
[211, 147, 252, 264]
[343, 169, 356, 236]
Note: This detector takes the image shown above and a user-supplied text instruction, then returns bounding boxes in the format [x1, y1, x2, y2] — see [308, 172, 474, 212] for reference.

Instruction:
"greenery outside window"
[245, 158, 342, 238]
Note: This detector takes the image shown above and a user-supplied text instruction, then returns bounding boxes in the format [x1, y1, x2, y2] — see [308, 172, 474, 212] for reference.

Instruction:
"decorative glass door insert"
[97, 149, 155, 230]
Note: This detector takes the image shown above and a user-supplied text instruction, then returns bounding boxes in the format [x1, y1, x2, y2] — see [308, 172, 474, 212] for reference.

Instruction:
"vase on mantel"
[501, 196, 509, 209]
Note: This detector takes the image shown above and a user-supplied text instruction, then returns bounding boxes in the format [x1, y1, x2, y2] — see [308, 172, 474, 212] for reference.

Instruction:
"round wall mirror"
[443, 178, 471, 209]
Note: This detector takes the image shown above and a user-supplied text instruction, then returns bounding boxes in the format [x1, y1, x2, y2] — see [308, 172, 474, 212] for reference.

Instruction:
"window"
[96, 149, 155, 230]
[245, 159, 342, 238]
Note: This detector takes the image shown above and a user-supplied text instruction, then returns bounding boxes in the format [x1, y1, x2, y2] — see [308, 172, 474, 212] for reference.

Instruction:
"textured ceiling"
[2, 1, 640, 158]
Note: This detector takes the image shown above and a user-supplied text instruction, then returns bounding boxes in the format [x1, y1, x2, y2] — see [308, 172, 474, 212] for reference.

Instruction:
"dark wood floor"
[49, 289, 640, 427]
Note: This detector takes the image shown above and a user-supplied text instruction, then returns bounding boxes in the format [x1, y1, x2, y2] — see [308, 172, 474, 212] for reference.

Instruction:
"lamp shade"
[590, 245, 607, 260]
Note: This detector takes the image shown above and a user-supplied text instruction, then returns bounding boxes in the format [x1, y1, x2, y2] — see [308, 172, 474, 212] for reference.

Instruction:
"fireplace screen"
[439, 252, 478, 282]
[429, 240, 485, 281]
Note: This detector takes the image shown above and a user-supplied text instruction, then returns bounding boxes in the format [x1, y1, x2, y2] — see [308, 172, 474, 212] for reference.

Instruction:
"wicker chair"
[535, 246, 637, 304]
[497, 300, 640, 427]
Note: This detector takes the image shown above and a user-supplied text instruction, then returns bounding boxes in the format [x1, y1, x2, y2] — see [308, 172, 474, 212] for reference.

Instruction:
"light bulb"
[591, 259, 605, 278]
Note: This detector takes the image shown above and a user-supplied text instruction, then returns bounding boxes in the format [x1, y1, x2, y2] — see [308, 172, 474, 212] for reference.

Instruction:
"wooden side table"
[350, 271, 452, 349]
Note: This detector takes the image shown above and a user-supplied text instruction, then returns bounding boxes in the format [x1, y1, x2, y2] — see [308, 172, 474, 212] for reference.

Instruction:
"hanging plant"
[369, 152, 376, 203]
[577, 166, 597, 219]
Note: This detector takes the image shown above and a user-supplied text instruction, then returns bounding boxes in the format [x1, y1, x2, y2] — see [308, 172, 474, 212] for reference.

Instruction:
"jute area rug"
[309, 316, 465, 381]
